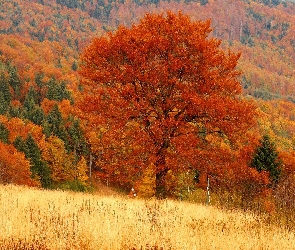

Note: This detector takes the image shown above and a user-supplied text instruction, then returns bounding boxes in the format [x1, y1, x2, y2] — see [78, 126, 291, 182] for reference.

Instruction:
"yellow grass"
[0, 184, 294, 249]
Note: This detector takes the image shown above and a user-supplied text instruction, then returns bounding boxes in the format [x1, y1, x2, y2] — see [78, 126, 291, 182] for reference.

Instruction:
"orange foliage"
[42, 136, 75, 183]
[0, 116, 45, 149]
[78, 12, 257, 195]
[0, 142, 39, 187]
[41, 98, 57, 115]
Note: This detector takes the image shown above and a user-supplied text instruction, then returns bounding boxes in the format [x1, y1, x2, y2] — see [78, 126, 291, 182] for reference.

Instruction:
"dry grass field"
[0, 184, 294, 250]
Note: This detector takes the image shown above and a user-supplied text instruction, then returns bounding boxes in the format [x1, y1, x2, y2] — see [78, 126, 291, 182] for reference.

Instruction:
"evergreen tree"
[8, 104, 22, 118]
[71, 61, 78, 71]
[0, 123, 9, 144]
[45, 78, 60, 101]
[23, 88, 45, 125]
[0, 72, 11, 103]
[68, 118, 88, 158]
[14, 134, 52, 188]
[41, 120, 52, 138]
[30, 107, 46, 125]
[200, 0, 208, 5]
[26, 86, 39, 105]
[23, 93, 36, 114]
[251, 135, 282, 185]
[46, 78, 72, 102]
[8, 65, 22, 98]
[46, 104, 69, 149]
[34, 72, 45, 88]
[13, 136, 26, 152]
[0, 92, 9, 115]
[26, 134, 52, 188]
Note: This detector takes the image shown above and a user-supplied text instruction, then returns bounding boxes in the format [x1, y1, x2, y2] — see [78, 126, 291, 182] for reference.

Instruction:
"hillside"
[0, 0, 295, 208]
[1, 184, 295, 250]
[1, 0, 295, 99]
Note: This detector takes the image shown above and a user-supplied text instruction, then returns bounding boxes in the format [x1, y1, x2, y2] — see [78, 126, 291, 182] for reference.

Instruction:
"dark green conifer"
[46, 104, 69, 149]
[30, 107, 46, 125]
[0, 72, 11, 103]
[68, 118, 88, 158]
[251, 135, 282, 185]
[26, 86, 39, 104]
[14, 134, 52, 188]
[46, 78, 72, 102]
[8, 65, 22, 98]
[0, 92, 8, 115]
[23, 94, 36, 114]
[34, 72, 45, 88]
[0, 123, 9, 144]
[13, 136, 26, 152]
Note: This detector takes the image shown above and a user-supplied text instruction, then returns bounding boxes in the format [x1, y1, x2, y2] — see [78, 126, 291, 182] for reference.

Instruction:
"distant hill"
[1, 0, 295, 100]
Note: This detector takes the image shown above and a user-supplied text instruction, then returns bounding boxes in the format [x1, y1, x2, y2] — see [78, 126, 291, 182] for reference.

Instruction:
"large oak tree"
[78, 12, 256, 197]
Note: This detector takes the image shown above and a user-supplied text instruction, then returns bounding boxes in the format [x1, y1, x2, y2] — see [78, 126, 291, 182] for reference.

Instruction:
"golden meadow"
[0, 184, 294, 250]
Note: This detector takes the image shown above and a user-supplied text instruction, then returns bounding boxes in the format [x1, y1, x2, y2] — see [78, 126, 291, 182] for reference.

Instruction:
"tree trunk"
[155, 138, 170, 199]
[155, 168, 169, 199]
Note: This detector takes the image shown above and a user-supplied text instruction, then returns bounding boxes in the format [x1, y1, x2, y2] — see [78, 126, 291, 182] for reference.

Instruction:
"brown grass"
[0, 184, 294, 249]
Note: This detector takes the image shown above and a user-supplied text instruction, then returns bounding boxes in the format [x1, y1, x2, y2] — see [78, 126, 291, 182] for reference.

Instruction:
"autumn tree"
[42, 135, 75, 184]
[78, 12, 256, 198]
[42, 135, 89, 190]
[0, 142, 39, 186]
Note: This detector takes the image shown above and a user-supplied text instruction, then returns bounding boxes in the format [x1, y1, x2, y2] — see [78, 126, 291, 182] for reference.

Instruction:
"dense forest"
[1, 0, 295, 206]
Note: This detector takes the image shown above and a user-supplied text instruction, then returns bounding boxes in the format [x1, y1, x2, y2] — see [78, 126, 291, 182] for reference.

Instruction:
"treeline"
[0, 61, 90, 191]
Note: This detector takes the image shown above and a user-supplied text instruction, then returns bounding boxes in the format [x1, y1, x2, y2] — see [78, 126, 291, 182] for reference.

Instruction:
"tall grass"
[0, 184, 294, 249]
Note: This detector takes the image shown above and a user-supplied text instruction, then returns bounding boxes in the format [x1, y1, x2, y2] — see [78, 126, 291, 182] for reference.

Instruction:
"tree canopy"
[78, 11, 256, 197]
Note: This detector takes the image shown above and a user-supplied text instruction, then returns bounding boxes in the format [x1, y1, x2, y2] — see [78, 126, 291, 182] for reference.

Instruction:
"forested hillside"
[1, 0, 295, 209]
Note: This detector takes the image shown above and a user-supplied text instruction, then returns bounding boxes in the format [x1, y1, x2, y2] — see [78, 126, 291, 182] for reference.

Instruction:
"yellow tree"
[76, 156, 89, 185]
[42, 135, 75, 183]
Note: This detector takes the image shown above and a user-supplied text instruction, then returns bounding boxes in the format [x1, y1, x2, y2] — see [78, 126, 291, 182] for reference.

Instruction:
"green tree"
[0, 92, 9, 115]
[8, 65, 22, 98]
[251, 135, 282, 185]
[14, 134, 52, 188]
[0, 123, 9, 144]
[13, 136, 26, 152]
[34, 72, 45, 88]
[71, 61, 78, 71]
[46, 78, 72, 102]
[23, 89, 46, 125]
[46, 104, 69, 149]
[8, 104, 22, 118]
[41, 120, 52, 137]
[23, 93, 36, 114]
[200, 0, 208, 5]
[0, 72, 11, 103]
[68, 118, 88, 158]
[26, 86, 39, 105]
[30, 107, 46, 125]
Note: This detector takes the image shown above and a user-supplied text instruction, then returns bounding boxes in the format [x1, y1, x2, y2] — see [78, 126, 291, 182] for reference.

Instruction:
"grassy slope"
[0, 184, 294, 250]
